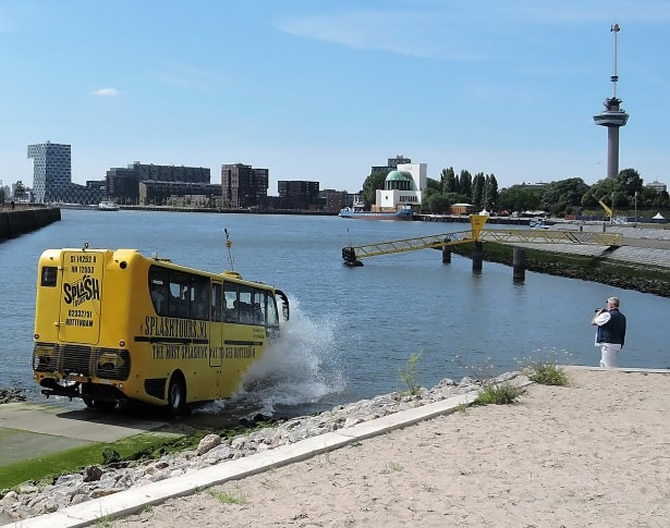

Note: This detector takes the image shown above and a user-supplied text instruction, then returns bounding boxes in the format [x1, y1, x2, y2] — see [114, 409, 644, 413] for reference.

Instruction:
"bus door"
[209, 281, 223, 368]
[58, 250, 104, 344]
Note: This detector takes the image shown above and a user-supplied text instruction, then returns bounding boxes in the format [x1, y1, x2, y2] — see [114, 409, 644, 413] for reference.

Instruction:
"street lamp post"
[634, 191, 638, 228]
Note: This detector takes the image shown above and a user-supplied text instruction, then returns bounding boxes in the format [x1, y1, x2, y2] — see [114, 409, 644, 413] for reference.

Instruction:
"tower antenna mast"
[593, 23, 628, 179]
[610, 23, 620, 99]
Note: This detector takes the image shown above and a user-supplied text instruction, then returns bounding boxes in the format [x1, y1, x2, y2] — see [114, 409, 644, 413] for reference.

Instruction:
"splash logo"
[63, 275, 100, 307]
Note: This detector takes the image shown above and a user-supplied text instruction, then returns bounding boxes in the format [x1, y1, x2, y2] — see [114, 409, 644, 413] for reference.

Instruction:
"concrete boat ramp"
[0, 401, 168, 467]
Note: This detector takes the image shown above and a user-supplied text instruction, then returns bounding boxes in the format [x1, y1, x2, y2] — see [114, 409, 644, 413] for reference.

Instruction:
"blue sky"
[1, 0, 669, 195]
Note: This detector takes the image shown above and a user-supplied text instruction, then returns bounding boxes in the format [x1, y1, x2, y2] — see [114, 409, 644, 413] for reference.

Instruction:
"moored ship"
[338, 205, 414, 220]
[98, 201, 120, 211]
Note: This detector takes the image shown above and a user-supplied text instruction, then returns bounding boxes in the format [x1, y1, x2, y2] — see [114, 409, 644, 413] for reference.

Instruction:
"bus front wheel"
[167, 375, 187, 416]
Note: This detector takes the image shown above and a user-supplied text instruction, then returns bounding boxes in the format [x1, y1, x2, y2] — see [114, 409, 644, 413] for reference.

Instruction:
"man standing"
[591, 296, 627, 368]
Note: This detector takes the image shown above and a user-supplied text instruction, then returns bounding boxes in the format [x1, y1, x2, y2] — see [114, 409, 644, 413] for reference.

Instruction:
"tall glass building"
[27, 142, 72, 203]
[27, 142, 103, 204]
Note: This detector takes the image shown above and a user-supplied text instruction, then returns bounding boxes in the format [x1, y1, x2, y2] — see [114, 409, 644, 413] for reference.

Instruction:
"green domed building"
[373, 162, 427, 212]
[384, 171, 414, 191]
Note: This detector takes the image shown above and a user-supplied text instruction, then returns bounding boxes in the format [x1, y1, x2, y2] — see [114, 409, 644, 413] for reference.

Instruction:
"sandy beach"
[110, 368, 669, 528]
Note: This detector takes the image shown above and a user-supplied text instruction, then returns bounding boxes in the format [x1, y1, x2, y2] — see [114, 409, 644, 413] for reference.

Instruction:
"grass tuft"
[208, 490, 247, 505]
[526, 362, 569, 386]
[94, 516, 112, 528]
[474, 382, 523, 406]
[399, 352, 422, 395]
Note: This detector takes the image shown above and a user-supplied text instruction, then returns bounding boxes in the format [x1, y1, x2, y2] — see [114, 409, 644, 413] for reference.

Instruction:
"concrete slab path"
[0, 402, 168, 469]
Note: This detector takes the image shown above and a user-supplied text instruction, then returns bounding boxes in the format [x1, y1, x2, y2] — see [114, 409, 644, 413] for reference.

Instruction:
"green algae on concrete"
[0, 400, 179, 491]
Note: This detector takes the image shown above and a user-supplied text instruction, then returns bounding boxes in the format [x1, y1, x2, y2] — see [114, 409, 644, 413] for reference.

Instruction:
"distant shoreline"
[117, 205, 337, 216]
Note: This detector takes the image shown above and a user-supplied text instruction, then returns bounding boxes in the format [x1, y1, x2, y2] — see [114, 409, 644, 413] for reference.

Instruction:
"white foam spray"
[198, 296, 345, 417]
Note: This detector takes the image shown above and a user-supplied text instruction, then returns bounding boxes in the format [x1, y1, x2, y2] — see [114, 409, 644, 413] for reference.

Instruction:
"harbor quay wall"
[0, 206, 61, 242]
[450, 241, 670, 298]
[414, 214, 531, 225]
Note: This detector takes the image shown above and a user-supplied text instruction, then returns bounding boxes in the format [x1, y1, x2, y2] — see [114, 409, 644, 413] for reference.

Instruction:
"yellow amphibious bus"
[33, 246, 289, 414]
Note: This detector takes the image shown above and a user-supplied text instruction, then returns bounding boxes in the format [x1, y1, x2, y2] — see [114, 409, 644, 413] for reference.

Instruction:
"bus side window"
[168, 272, 190, 318]
[150, 281, 167, 315]
[223, 283, 238, 323]
[190, 275, 210, 320]
[238, 287, 253, 324]
[148, 265, 169, 316]
[253, 290, 266, 325]
[211, 282, 223, 322]
[168, 282, 182, 317]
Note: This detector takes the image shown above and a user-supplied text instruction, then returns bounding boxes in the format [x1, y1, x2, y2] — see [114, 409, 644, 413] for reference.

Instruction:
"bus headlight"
[98, 352, 126, 370]
[94, 349, 131, 380]
[33, 344, 55, 371]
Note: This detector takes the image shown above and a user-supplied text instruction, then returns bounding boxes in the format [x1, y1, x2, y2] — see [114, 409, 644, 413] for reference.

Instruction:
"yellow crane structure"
[341, 215, 623, 265]
[598, 199, 614, 219]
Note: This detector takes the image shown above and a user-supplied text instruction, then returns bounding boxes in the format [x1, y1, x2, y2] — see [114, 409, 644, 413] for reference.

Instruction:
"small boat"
[98, 201, 120, 211]
[338, 205, 413, 220]
[529, 218, 549, 229]
[54, 203, 96, 210]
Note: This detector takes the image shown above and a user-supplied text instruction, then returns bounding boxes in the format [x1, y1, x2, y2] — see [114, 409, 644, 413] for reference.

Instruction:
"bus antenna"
[224, 228, 235, 271]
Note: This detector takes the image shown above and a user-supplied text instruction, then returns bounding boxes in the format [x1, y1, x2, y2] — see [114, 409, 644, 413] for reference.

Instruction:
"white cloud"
[274, 9, 491, 60]
[275, 2, 670, 60]
[90, 88, 121, 97]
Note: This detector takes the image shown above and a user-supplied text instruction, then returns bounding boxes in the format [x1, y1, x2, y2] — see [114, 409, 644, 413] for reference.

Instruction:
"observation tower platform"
[593, 97, 629, 127]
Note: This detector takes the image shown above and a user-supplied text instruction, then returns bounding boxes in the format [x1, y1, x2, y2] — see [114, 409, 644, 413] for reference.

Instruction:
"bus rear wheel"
[167, 375, 187, 416]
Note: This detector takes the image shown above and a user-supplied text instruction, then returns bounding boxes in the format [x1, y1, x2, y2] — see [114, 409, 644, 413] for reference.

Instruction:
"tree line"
[361, 167, 669, 216]
[498, 169, 669, 216]
[362, 167, 499, 213]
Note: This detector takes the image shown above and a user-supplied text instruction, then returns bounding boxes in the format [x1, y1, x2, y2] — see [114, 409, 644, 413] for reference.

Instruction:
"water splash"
[199, 297, 345, 417]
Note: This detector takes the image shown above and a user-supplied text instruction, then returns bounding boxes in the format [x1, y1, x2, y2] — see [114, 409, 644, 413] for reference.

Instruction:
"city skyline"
[1, 1, 669, 193]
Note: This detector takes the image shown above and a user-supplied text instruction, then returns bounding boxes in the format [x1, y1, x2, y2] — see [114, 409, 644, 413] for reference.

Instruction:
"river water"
[0, 209, 667, 415]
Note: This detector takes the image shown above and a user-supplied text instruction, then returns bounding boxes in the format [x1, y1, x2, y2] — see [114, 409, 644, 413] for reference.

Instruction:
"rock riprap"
[0, 387, 27, 405]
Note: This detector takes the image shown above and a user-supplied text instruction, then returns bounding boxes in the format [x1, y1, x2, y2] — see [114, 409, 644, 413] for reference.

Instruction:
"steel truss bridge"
[341, 216, 623, 264]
